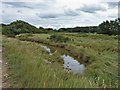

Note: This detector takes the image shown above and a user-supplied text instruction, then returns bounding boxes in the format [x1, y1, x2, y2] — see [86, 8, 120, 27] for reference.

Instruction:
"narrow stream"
[41, 45, 85, 74]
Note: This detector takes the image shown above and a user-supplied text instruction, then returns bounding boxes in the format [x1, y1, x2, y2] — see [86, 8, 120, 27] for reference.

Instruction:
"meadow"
[2, 32, 118, 88]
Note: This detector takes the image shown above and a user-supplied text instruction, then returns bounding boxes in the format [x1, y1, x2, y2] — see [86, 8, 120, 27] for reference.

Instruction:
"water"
[61, 54, 85, 74]
[41, 45, 52, 55]
[0, 50, 2, 53]
[41, 45, 85, 74]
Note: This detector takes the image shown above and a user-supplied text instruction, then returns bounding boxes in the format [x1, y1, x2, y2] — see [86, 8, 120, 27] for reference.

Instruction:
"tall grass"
[3, 32, 118, 88]
[3, 37, 99, 88]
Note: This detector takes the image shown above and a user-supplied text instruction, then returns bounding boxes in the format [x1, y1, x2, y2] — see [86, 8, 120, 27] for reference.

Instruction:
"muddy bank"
[17, 37, 92, 66]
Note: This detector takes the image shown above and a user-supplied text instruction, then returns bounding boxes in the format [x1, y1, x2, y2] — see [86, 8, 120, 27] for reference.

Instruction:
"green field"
[2, 33, 118, 88]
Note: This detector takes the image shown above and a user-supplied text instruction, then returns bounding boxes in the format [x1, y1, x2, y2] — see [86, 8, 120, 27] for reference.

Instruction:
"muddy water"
[61, 54, 85, 74]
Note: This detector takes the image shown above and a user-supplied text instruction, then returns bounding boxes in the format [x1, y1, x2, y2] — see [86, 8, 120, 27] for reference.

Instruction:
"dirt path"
[2, 47, 11, 88]
[0, 49, 2, 89]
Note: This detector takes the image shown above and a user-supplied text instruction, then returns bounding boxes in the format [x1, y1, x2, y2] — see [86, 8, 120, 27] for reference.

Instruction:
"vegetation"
[50, 34, 70, 42]
[58, 26, 98, 33]
[3, 32, 117, 88]
[58, 18, 119, 35]
[2, 19, 118, 88]
[97, 19, 119, 35]
[3, 36, 98, 88]
[2, 20, 42, 37]
[1, 18, 119, 37]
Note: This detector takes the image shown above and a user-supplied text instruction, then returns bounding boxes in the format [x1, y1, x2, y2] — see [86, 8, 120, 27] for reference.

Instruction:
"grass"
[2, 36, 97, 88]
[3, 32, 118, 88]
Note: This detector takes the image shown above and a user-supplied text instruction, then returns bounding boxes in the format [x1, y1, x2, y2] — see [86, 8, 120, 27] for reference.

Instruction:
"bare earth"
[0, 45, 2, 89]
[2, 47, 11, 88]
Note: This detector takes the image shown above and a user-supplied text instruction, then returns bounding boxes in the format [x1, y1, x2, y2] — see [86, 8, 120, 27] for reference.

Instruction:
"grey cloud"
[107, 2, 118, 8]
[64, 8, 79, 16]
[37, 8, 79, 19]
[2, 0, 117, 29]
[2, 2, 33, 9]
[78, 4, 106, 13]
[2, 10, 5, 13]
[17, 10, 22, 13]
[118, 2, 120, 18]
[2, 15, 15, 24]
[37, 13, 60, 19]
[108, 15, 117, 18]
[2, 1, 57, 10]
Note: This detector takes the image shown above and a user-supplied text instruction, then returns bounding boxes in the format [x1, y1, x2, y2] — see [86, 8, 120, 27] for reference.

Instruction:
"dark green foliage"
[0, 23, 7, 26]
[38, 27, 55, 33]
[58, 26, 97, 33]
[58, 18, 119, 35]
[50, 34, 70, 42]
[97, 19, 119, 35]
[2, 20, 42, 37]
[1, 18, 119, 37]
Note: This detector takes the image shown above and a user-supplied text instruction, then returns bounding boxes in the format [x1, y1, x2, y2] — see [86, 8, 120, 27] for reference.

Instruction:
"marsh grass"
[3, 37, 98, 88]
[3, 32, 118, 88]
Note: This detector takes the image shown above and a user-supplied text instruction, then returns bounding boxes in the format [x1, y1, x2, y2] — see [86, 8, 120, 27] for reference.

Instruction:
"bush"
[50, 34, 70, 42]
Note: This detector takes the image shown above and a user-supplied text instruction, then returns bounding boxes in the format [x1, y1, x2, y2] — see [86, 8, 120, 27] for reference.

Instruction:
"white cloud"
[1, 0, 119, 29]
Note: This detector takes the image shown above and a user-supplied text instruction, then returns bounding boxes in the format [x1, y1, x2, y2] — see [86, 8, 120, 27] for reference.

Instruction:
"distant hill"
[2, 20, 42, 37]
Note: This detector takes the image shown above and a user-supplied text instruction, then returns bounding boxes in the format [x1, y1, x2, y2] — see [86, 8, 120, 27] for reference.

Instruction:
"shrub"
[50, 34, 70, 42]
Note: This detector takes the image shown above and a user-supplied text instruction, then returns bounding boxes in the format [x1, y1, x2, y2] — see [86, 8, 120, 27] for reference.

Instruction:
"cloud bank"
[1, 0, 119, 29]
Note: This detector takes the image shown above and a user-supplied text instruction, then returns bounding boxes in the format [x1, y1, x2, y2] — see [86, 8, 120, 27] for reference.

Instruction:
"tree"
[97, 19, 119, 35]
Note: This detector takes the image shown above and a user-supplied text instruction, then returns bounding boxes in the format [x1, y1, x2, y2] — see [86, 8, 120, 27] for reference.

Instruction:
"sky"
[1, 0, 119, 29]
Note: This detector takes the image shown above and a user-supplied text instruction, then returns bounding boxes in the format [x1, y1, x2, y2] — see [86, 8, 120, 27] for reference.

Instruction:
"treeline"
[1, 18, 119, 37]
[97, 19, 119, 35]
[58, 26, 98, 33]
[58, 18, 119, 35]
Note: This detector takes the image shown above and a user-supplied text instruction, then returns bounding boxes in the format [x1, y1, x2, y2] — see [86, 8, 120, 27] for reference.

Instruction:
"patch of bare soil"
[2, 47, 12, 88]
[0, 47, 2, 89]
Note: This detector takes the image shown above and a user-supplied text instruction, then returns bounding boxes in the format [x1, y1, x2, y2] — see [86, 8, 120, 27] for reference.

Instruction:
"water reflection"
[41, 45, 85, 74]
[41, 45, 52, 55]
[61, 54, 85, 74]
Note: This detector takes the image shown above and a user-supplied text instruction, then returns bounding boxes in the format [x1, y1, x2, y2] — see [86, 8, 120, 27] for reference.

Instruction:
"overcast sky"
[1, 0, 119, 29]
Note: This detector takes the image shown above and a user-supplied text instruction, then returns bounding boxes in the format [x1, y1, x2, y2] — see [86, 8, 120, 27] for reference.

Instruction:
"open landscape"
[1, 0, 119, 89]
[1, 19, 119, 88]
